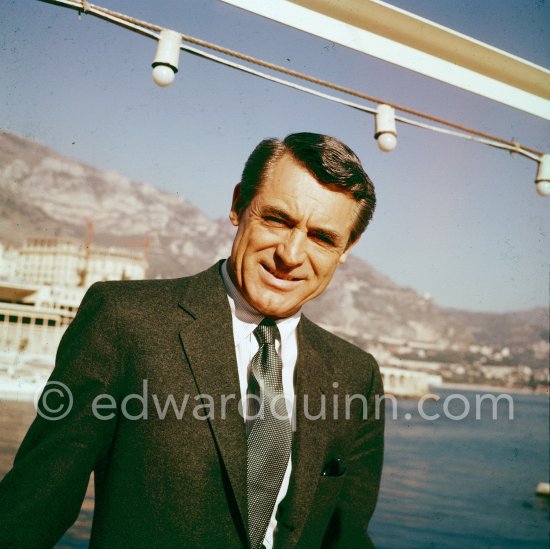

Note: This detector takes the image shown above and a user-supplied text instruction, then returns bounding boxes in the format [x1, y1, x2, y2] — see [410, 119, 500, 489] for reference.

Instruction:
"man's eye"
[264, 216, 285, 225]
[311, 233, 336, 247]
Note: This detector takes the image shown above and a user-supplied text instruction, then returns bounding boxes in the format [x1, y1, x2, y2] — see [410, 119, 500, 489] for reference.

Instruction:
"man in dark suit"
[0, 132, 384, 548]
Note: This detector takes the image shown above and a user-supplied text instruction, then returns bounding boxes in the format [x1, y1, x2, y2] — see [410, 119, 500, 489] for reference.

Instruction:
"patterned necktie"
[247, 318, 292, 549]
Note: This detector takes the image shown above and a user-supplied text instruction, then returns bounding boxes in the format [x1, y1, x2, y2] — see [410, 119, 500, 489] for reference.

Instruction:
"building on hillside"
[381, 366, 442, 398]
[8, 237, 147, 287]
[0, 237, 148, 399]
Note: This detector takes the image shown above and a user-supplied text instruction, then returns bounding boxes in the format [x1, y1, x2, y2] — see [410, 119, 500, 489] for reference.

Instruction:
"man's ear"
[339, 236, 360, 264]
[229, 183, 241, 226]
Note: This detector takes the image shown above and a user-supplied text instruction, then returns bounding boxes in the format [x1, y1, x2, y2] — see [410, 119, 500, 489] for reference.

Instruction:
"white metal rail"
[221, 0, 550, 121]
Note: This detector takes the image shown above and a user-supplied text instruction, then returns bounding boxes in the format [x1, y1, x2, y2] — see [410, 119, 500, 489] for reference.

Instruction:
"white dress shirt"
[221, 260, 300, 549]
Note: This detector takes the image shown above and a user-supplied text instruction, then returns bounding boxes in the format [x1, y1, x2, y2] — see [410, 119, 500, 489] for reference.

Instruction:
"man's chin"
[249, 293, 301, 319]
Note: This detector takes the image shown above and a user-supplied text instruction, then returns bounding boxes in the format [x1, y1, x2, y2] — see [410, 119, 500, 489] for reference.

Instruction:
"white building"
[0, 283, 83, 356]
[9, 237, 147, 287]
[0, 237, 148, 399]
[0, 242, 19, 281]
[381, 366, 442, 397]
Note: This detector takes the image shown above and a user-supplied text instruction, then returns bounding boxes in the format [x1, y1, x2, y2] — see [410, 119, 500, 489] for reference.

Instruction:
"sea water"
[369, 388, 549, 549]
[1, 388, 548, 548]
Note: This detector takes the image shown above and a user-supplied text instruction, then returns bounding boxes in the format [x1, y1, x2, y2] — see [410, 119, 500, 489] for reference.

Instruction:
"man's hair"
[235, 132, 376, 245]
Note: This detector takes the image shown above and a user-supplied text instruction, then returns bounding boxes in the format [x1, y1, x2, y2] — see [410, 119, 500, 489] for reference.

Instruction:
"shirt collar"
[220, 259, 301, 346]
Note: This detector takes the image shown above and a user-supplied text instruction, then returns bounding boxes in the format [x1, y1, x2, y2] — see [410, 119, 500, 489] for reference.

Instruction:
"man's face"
[228, 153, 359, 319]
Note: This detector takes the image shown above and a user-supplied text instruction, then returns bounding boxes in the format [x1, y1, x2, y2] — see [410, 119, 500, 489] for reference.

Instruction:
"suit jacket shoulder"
[298, 314, 381, 390]
[84, 261, 225, 313]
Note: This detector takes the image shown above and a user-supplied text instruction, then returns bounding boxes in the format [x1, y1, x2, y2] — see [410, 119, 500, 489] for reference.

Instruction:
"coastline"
[439, 382, 547, 396]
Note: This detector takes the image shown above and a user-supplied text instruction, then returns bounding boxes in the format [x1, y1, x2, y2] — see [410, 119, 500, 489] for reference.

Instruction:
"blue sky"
[1, 0, 549, 313]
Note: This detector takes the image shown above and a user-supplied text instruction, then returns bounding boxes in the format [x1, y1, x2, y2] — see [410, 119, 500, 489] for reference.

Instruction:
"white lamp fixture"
[535, 154, 550, 196]
[152, 29, 182, 87]
[374, 104, 397, 152]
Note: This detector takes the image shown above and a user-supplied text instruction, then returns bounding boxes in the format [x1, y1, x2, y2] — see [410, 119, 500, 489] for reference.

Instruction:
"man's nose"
[276, 228, 307, 267]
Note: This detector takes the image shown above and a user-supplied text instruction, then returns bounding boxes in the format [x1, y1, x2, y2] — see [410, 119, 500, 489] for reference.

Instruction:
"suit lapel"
[279, 317, 336, 539]
[177, 263, 248, 527]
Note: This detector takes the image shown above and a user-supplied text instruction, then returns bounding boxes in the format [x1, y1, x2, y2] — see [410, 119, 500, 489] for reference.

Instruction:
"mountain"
[0, 131, 234, 278]
[0, 130, 547, 380]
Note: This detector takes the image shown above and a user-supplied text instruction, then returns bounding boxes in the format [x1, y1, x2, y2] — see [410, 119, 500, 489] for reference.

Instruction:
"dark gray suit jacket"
[0, 262, 384, 548]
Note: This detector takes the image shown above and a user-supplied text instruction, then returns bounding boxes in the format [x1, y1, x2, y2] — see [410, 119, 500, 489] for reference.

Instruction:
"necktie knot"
[254, 318, 278, 346]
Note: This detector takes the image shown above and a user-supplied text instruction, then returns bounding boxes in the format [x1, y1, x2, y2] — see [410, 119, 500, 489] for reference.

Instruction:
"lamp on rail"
[535, 154, 550, 196]
[374, 104, 397, 152]
[152, 29, 181, 87]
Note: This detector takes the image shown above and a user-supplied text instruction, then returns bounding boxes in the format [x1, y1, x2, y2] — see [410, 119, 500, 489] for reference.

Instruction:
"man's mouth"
[262, 263, 302, 282]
